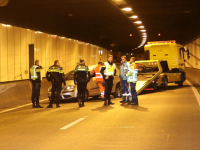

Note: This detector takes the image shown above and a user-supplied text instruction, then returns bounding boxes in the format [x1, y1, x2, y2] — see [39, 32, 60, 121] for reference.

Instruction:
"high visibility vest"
[91, 64, 103, 82]
[104, 62, 116, 76]
[30, 65, 42, 80]
[127, 63, 138, 83]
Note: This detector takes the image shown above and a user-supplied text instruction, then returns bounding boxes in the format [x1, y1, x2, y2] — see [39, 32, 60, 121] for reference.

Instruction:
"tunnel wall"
[0, 78, 51, 110]
[185, 36, 200, 84]
[0, 23, 109, 82]
[185, 37, 200, 69]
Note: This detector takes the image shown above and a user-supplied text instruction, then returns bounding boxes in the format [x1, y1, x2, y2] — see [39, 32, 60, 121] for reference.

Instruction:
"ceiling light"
[140, 29, 146, 32]
[121, 7, 132, 11]
[138, 26, 144, 29]
[134, 21, 142, 24]
[142, 35, 147, 38]
[130, 34, 132, 37]
[112, 0, 127, 5]
[2, 24, 11, 27]
[130, 15, 138, 19]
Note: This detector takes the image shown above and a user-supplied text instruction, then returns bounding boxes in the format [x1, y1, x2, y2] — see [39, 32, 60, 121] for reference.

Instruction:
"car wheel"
[162, 76, 168, 89]
[114, 83, 122, 98]
[178, 72, 185, 86]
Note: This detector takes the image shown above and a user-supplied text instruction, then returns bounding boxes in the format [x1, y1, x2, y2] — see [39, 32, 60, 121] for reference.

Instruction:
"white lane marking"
[186, 80, 200, 106]
[0, 98, 49, 114]
[60, 116, 88, 130]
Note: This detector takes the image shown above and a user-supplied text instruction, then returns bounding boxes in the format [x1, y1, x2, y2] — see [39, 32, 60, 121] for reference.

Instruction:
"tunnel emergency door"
[29, 44, 34, 69]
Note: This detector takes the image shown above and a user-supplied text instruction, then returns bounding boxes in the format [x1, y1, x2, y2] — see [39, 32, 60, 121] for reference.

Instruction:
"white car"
[47, 65, 122, 101]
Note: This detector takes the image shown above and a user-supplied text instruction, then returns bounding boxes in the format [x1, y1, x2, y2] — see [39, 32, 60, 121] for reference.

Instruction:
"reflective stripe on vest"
[104, 62, 116, 76]
[95, 66, 103, 79]
[48, 67, 64, 73]
[75, 65, 89, 72]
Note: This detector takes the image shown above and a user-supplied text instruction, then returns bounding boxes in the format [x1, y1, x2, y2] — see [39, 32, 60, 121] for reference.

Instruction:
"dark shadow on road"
[59, 99, 77, 104]
[91, 105, 115, 112]
[140, 84, 191, 95]
[120, 103, 149, 112]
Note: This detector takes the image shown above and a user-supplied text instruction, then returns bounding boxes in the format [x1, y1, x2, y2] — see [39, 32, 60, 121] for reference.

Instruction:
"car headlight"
[64, 85, 75, 90]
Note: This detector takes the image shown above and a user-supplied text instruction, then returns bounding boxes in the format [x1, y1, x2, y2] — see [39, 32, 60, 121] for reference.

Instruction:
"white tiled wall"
[0, 23, 109, 82]
[185, 37, 200, 69]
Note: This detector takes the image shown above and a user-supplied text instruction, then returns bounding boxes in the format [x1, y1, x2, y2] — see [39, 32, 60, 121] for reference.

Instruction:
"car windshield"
[136, 61, 159, 75]
[65, 71, 75, 80]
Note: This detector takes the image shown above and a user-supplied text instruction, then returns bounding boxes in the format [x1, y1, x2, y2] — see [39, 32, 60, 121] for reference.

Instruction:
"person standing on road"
[126, 57, 138, 105]
[30, 60, 43, 108]
[100, 55, 116, 106]
[119, 55, 131, 103]
[46, 60, 66, 108]
[74, 59, 90, 107]
[90, 61, 105, 99]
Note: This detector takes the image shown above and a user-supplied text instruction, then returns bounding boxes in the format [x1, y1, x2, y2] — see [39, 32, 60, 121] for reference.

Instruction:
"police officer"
[30, 60, 43, 108]
[46, 60, 66, 108]
[126, 57, 139, 105]
[120, 55, 130, 103]
[74, 59, 90, 107]
[101, 55, 116, 106]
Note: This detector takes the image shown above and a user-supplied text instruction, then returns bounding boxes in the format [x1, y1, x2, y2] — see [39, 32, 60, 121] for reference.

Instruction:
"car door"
[88, 75, 100, 96]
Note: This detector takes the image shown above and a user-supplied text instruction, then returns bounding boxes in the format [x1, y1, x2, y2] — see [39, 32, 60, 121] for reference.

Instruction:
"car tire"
[114, 83, 122, 98]
[178, 72, 185, 87]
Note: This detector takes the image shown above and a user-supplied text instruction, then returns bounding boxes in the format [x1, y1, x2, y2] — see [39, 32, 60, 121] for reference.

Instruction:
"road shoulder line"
[187, 80, 200, 106]
[0, 98, 48, 114]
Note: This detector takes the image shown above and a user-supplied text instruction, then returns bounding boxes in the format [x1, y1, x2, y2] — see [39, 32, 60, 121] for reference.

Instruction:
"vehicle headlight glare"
[65, 85, 75, 90]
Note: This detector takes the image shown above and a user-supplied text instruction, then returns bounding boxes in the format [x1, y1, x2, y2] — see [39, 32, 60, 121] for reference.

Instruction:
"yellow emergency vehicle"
[135, 40, 190, 94]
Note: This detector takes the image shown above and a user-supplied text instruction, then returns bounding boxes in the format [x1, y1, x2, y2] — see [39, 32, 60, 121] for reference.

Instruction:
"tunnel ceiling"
[0, 0, 200, 52]
[126, 0, 200, 45]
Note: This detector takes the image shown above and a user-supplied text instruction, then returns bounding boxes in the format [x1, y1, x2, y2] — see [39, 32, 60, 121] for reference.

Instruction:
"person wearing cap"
[100, 55, 116, 106]
[46, 60, 66, 108]
[74, 59, 90, 107]
[126, 57, 139, 105]
[119, 55, 131, 103]
[90, 61, 105, 99]
[30, 60, 43, 108]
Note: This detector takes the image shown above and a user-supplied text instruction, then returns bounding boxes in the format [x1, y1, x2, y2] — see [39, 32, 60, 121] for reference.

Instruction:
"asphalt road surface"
[1, 82, 200, 150]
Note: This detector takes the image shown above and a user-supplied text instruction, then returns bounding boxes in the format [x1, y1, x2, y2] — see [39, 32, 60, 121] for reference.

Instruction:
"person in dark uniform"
[74, 59, 90, 107]
[100, 55, 116, 106]
[46, 60, 66, 108]
[30, 60, 43, 108]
